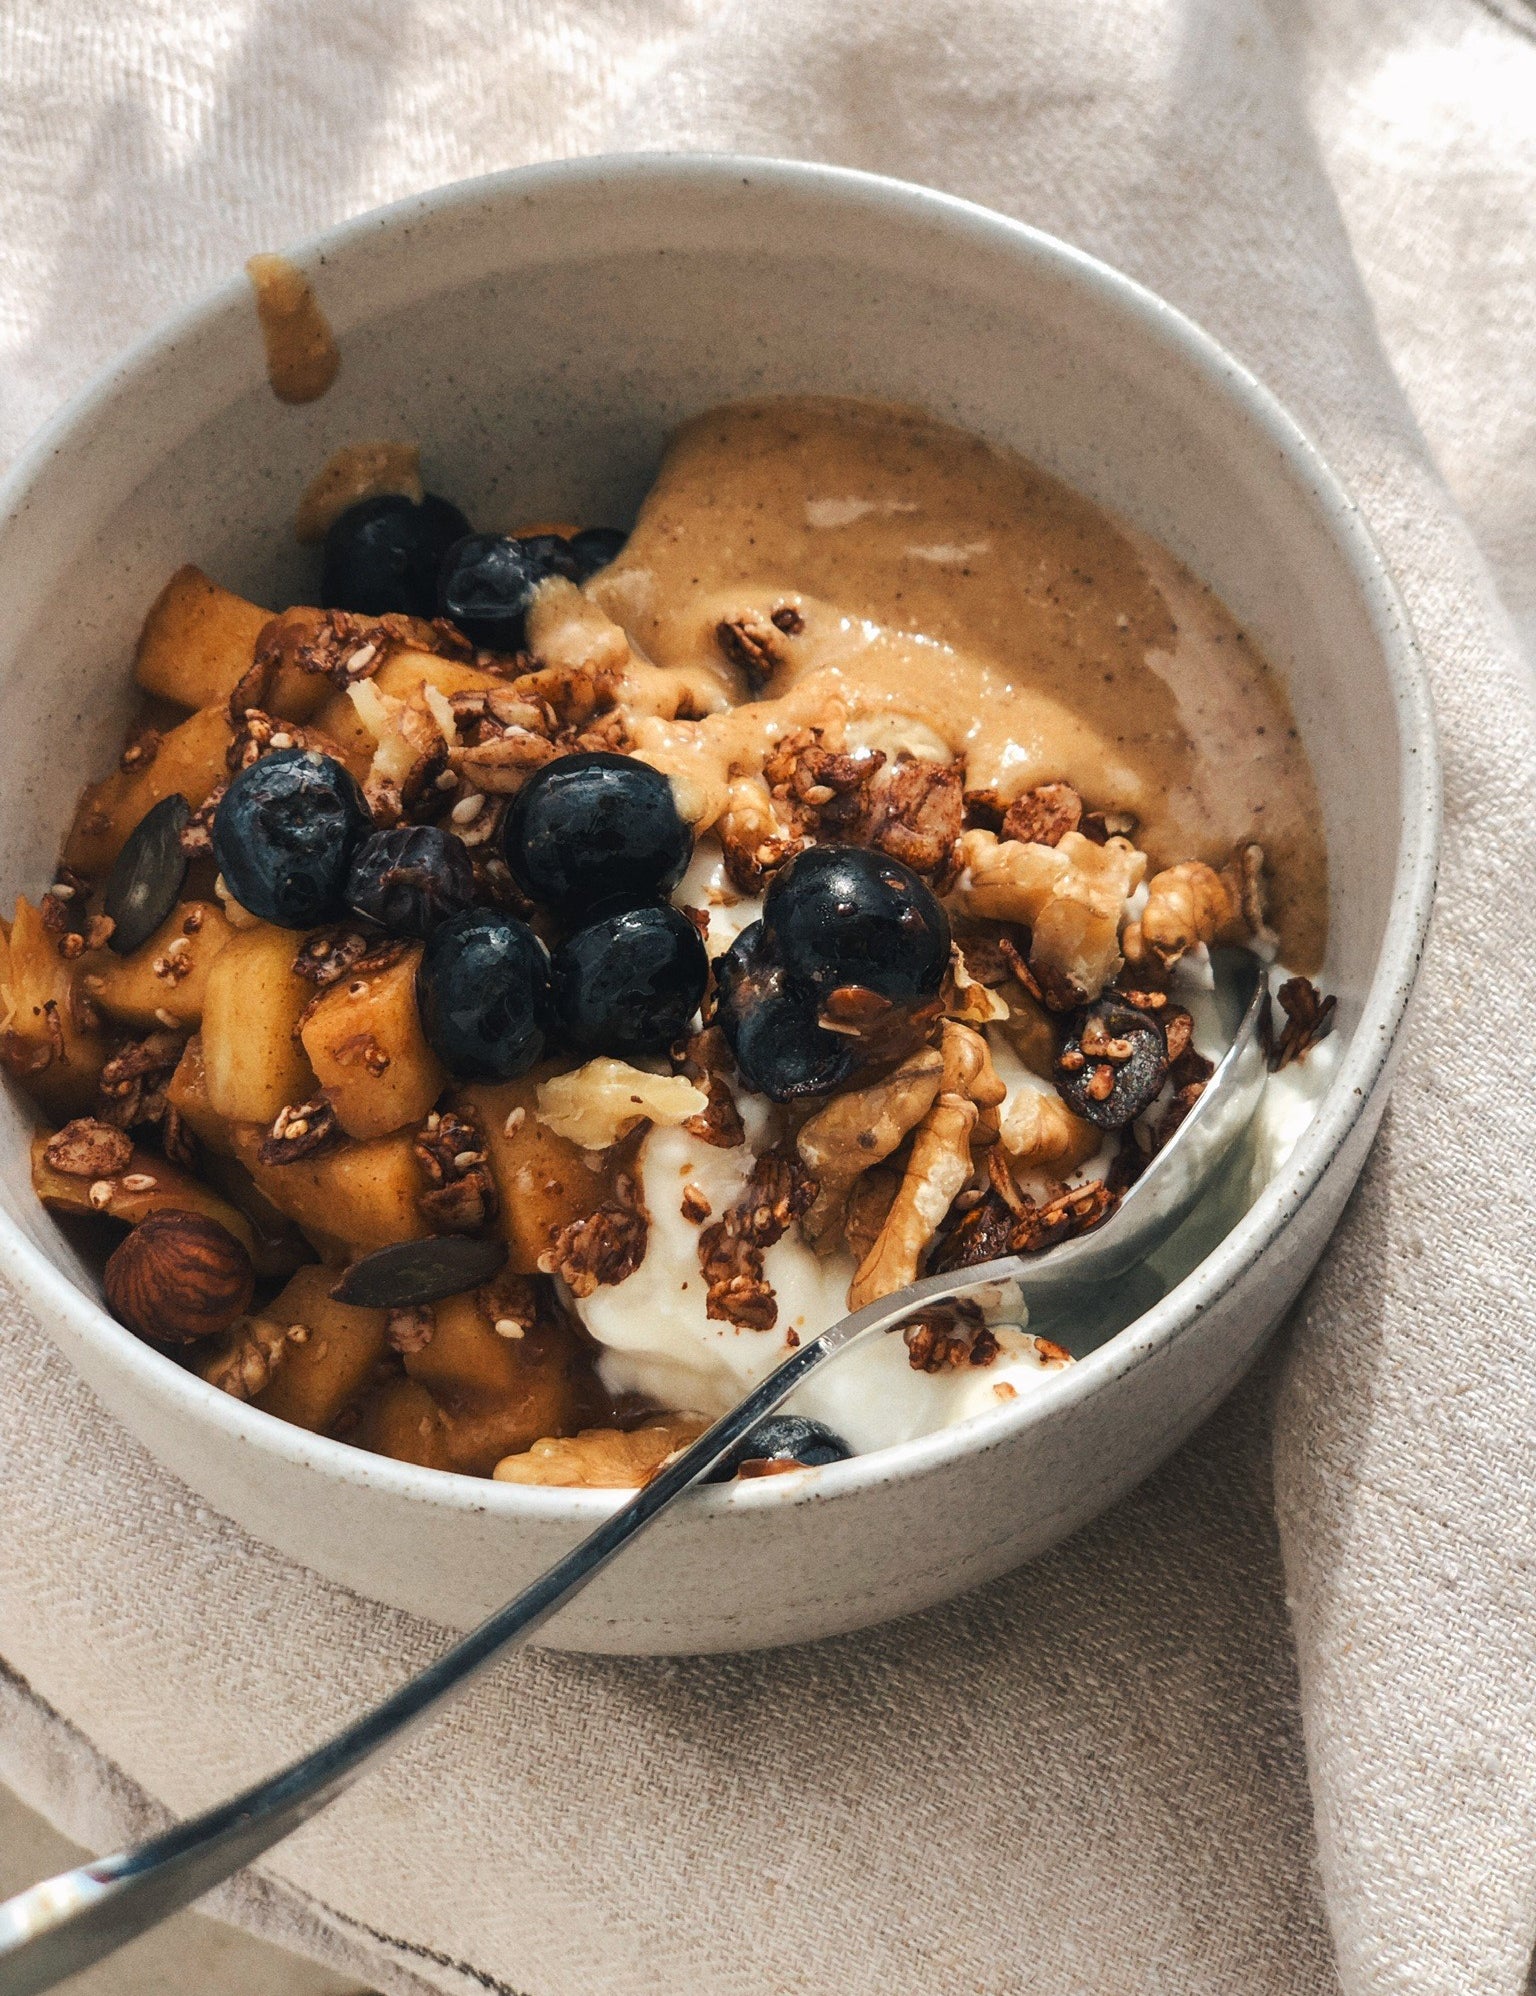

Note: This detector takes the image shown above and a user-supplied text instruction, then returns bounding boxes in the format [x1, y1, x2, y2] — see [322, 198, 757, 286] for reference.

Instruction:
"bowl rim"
[0, 150, 1440, 1526]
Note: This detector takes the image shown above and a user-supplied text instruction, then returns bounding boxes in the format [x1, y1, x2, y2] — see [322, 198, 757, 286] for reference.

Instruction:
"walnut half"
[493, 1414, 710, 1488]
[846, 1023, 1004, 1309]
[952, 828, 1146, 1005]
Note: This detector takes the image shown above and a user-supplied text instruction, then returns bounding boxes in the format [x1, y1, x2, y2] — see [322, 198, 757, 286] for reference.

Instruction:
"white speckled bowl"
[0, 157, 1437, 1654]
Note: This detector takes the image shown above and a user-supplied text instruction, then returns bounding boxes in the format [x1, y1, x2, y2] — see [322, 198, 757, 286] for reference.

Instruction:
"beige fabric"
[2, 2, 1534, 1991]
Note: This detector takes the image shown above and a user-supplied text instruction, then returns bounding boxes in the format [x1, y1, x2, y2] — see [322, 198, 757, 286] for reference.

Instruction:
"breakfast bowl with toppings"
[0, 157, 1436, 1653]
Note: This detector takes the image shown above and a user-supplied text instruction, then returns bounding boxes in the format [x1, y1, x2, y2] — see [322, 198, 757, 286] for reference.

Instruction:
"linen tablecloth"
[2, 2, 1535, 1990]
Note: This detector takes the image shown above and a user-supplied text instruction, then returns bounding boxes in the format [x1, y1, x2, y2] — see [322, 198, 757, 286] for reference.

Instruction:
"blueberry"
[437, 533, 579, 651]
[566, 526, 627, 580]
[550, 903, 708, 1059]
[346, 825, 478, 939]
[705, 1414, 853, 1482]
[212, 749, 369, 929]
[763, 844, 950, 1006]
[321, 493, 471, 619]
[1055, 996, 1169, 1129]
[502, 751, 693, 914]
[714, 922, 856, 1102]
[416, 912, 551, 1080]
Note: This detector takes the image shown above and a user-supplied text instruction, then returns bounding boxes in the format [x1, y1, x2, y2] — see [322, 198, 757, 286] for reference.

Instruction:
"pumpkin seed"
[330, 1234, 507, 1309]
[104, 794, 191, 955]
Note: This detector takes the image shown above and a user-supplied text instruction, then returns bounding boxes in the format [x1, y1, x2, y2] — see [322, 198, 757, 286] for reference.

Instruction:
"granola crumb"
[1264, 975, 1337, 1071]
[259, 1095, 342, 1165]
[540, 1178, 649, 1296]
[698, 1153, 815, 1330]
[415, 1107, 498, 1234]
[44, 1118, 133, 1179]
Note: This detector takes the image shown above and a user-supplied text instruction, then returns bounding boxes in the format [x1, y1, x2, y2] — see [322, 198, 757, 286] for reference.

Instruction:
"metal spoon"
[0, 948, 1267, 1996]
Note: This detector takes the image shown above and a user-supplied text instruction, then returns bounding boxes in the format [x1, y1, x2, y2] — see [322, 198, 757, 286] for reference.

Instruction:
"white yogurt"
[568, 917, 1337, 1454]
[571, 1121, 1073, 1453]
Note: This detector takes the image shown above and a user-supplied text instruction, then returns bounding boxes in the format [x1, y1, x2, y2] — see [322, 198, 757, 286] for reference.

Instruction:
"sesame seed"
[154, 1007, 178, 1028]
[503, 1106, 525, 1135]
[493, 1318, 525, 1340]
[344, 641, 378, 676]
[269, 731, 294, 750]
[450, 792, 485, 826]
[88, 1180, 114, 1209]
[435, 770, 458, 791]
[50, 883, 75, 900]
[452, 1150, 480, 1171]
[120, 1173, 157, 1192]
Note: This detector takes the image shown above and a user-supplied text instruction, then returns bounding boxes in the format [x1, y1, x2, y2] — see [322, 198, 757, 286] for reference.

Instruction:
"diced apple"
[31, 1130, 256, 1252]
[194, 1149, 312, 1277]
[309, 649, 500, 779]
[306, 691, 377, 778]
[164, 1035, 237, 1155]
[233, 1125, 428, 1261]
[0, 896, 106, 1117]
[373, 651, 501, 704]
[402, 1289, 589, 1475]
[200, 925, 316, 1123]
[299, 944, 444, 1139]
[458, 1068, 610, 1274]
[64, 704, 232, 878]
[86, 899, 232, 1031]
[352, 1376, 453, 1470]
[243, 1264, 389, 1434]
[133, 566, 275, 711]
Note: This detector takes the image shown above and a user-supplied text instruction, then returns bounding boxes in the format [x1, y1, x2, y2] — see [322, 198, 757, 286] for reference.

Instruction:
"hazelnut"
[103, 1209, 254, 1345]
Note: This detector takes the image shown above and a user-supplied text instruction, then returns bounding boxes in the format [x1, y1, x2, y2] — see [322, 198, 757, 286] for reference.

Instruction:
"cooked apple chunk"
[399, 1282, 590, 1476]
[299, 943, 444, 1140]
[200, 925, 316, 1122]
[0, 896, 107, 1116]
[85, 899, 232, 1032]
[164, 1035, 235, 1155]
[459, 1068, 611, 1275]
[234, 1125, 429, 1261]
[351, 1376, 454, 1470]
[31, 1127, 255, 1252]
[205, 1263, 389, 1433]
[64, 704, 232, 878]
[133, 566, 278, 712]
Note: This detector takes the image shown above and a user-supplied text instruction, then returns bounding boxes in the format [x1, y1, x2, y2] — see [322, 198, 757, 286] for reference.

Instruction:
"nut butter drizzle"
[579, 396, 1329, 972]
[246, 254, 341, 405]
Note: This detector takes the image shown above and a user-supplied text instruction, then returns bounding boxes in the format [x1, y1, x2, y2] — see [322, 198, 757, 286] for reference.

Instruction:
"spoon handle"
[0, 1259, 1020, 1996]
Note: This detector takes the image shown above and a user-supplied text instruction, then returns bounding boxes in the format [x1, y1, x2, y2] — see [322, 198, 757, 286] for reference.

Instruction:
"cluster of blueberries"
[321, 486, 626, 653]
[209, 740, 953, 1097]
[715, 850, 949, 1100]
[206, 490, 953, 1095]
[211, 747, 707, 1079]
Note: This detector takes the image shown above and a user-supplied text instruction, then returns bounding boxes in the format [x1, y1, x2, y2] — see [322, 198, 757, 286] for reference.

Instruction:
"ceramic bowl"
[0, 156, 1437, 1654]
